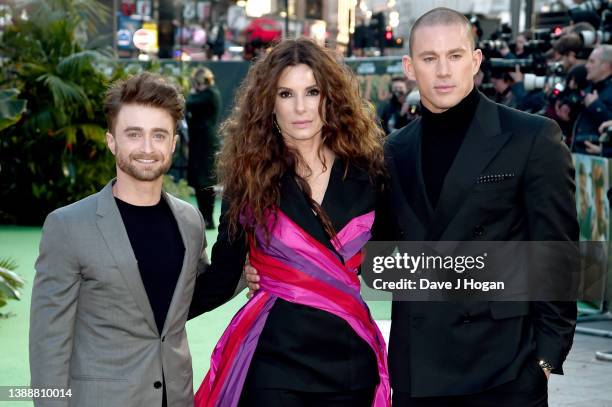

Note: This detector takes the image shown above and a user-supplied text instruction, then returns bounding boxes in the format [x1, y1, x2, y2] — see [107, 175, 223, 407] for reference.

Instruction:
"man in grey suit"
[29, 73, 240, 407]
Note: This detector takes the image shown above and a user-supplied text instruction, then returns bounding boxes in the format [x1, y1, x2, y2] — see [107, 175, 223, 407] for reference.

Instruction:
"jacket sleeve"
[585, 97, 612, 126]
[523, 119, 579, 374]
[188, 201, 247, 319]
[29, 211, 80, 406]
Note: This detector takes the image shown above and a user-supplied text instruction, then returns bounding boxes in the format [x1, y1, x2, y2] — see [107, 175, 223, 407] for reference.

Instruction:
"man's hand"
[585, 140, 602, 155]
[244, 264, 260, 299]
[598, 119, 612, 134]
[542, 368, 551, 380]
[584, 90, 599, 107]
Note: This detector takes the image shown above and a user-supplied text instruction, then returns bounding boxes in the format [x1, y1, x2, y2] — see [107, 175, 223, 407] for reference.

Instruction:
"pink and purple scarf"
[195, 209, 390, 407]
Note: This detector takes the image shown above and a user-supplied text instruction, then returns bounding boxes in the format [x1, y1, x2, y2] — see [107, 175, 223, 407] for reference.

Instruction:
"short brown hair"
[553, 34, 582, 56]
[103, 72, 185, 134]
[409, 7, 474, 56]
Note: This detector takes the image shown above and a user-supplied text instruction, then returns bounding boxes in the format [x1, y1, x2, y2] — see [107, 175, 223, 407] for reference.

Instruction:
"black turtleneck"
[421, 86, 480, 208]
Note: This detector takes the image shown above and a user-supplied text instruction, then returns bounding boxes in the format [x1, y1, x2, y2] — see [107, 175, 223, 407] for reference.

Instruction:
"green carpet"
[0, 199, 391, 406]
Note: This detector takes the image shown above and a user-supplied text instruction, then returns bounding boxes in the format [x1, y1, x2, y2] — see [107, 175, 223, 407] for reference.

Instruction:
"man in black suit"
[386, 7, 578, 406]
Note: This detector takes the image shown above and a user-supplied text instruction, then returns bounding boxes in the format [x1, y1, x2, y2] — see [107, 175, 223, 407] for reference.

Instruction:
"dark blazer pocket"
[71, 375, 128, 382]
[489, 302, 530, 319]
[472, 181, 516, 193]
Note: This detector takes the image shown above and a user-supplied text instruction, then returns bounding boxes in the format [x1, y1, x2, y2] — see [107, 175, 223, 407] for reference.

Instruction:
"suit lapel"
[160, 192, 192, 336]
[279, 170, 336, 252]
[96, 181, 159, 335]
[388, 123, 432, 234]
[426, 96, 512, 240]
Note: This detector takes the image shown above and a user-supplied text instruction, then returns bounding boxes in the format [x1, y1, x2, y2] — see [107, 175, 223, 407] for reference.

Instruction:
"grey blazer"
[29, 181, 208, 407]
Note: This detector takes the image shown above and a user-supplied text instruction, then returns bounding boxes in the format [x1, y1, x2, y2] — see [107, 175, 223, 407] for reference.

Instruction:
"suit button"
[154, 381, 162, 389]
[473, 225, 484, 238]
[463, 313, 471, 323]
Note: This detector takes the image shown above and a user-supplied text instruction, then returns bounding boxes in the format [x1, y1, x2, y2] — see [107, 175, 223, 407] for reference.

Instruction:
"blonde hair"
[192, 67, 215, 87]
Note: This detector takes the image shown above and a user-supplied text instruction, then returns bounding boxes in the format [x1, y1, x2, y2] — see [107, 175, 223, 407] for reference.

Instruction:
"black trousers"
[393, 360, 548, 407]
[195, 186, 216, 226]
[238, 386, 376, 407]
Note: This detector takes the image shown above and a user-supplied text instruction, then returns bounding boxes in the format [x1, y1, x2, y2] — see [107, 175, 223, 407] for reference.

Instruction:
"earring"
[273, 113, 282, 135]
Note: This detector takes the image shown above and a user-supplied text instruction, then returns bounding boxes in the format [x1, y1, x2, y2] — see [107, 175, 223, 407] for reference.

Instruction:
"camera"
[486, 56, 549, 76]
[600, 125, 612, 156]
[569, 1, 612, 44]
[523, 73, 565, 91]
[601, 125, 612, 143]
[478, 40, 507, 59]
[569, 0, 611, 25]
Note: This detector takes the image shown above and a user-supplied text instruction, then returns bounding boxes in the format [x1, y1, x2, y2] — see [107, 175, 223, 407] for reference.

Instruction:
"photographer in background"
[544, 65, 588, 145]
[574, 45, 612, 155]
[490, 70, 518, 107]
[507, 64, 548, 113]
[379, 76, 417, 134]
[513, 31, 531, 58]
[581, 119, 612, 156]
[551, 34, 587, 72]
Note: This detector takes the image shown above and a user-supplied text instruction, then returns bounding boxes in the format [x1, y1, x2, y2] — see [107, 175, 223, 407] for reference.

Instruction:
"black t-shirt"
[115, 197, 185, 334]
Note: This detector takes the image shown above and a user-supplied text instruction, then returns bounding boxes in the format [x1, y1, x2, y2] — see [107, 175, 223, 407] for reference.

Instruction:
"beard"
[115, 147, 172, 182]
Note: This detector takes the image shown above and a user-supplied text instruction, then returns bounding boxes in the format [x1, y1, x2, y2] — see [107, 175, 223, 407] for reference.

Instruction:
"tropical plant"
[0, 0, 124, 224]
[163, 174, 195, 203]
[0, 258, 25, 319]
[0, 89, 27, 131]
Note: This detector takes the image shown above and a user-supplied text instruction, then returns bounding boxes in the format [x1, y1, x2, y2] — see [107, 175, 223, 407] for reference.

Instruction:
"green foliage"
[0, 89, 27, 131]
[0, 0, 121, 224]
[0, 258, 25, 319]
[163, 175, 195, 203]
[122, 60, 194, 96]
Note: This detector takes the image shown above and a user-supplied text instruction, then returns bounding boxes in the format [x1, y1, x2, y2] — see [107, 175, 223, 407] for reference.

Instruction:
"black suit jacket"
[384, 93, 579, 397]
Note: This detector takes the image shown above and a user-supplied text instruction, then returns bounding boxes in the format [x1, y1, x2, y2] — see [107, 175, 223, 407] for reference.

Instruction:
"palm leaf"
[17, 62, 50, 77]
[79, 124, 107, 143]
[74, 0, 110, 34]
[0, 275, 21, 300]
[25, 0, 110, 37]
[0, 89, 27, 132]
[57, 50, 104, 78]
[0, 267, 25, 289]
[62, 125, 77, 146]
[0, 258, 24, 302]
[0, 258, 18, 271]
[38, 73, 91, 112]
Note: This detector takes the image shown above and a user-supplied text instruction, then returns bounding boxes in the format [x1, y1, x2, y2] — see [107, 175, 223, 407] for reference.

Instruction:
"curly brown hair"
[218, 38, 386, 241]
